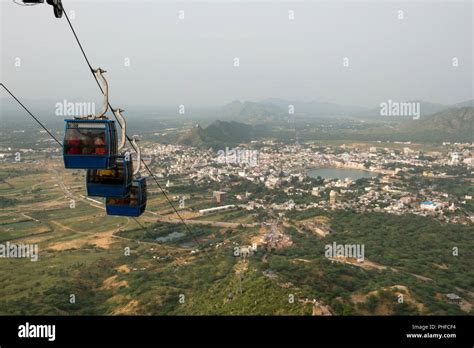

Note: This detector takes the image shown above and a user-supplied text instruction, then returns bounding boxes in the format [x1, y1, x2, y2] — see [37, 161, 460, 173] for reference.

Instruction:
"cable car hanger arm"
[74, 68, 109, 120]
[132, 136, 141, 176]
[92, 68, 109, 119]
[113, 108, 127, 152]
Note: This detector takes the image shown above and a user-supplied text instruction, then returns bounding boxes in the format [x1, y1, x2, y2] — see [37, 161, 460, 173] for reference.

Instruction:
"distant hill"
[215, 100, 286, 124]
[357, 106, 473, 143]
[353, 100, 447, 121]
[451, 99, 474, 108]
[176, 124, 212, 148]
[214, 99, 369, 123]
[214, 99, 474, 125]
[261, 98, 368, 116]
[177, 120, 255, 149]
[178, 107, 473, 147]
[397, 106, 474, 143]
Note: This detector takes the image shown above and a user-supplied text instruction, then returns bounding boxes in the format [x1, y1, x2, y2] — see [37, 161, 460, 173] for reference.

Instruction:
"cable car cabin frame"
[86, 155, 133, 198]
[105, 178, 147, 217]
[63, 119, 118, 169]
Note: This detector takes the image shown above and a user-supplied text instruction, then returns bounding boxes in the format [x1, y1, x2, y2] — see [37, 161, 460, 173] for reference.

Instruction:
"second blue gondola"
[86, 155, 133, 198]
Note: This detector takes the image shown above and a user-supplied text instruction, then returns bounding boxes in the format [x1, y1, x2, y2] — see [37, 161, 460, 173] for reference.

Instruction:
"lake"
[308, 167, 376, 180]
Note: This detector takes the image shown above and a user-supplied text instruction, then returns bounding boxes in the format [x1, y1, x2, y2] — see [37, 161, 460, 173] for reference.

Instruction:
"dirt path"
[51, 220, 78, 233]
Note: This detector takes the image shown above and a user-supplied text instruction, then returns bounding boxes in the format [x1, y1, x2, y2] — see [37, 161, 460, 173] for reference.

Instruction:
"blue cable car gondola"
[63, 119, 118, 169]
[86, 155, 133, 197]
[105, 178, 147, 217]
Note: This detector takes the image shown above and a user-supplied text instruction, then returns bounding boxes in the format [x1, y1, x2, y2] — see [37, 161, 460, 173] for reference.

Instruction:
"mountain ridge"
[177, 120, 256, 149]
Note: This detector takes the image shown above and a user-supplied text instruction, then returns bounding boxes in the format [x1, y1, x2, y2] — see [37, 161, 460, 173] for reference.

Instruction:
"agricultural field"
[0, 160, 309, 315]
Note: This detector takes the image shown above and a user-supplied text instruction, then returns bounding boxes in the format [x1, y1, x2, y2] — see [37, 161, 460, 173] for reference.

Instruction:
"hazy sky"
[1, 0, 472, 108]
